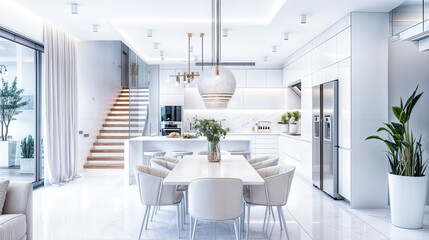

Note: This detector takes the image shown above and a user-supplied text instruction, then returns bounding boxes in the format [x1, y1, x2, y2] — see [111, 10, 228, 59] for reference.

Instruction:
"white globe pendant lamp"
[198, 0, 236, 109]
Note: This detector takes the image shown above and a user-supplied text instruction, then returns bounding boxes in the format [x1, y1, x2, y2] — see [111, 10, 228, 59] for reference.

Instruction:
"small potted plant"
[0, 76, 28, 167]
[366, 86, 427, 229]
[289, 111, 301, 134]
[279, 112, 292, 133]
[194, 119, 229, 162]
[19, 134, 34, 173]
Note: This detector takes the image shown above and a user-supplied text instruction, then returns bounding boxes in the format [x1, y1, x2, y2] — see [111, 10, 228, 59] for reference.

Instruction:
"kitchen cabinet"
[266, 69, 282, 87]
[243, 89, 284, 109]
[228, 134, 278, 158]
[230, 69, 247, 88]
[246, 69, 266, 87]
[338, 58, 351, 149]
[339, 148, 351, 201]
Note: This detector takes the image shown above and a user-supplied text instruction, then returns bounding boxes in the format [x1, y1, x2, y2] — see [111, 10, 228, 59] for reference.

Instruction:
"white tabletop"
[163, 155, 264, 185]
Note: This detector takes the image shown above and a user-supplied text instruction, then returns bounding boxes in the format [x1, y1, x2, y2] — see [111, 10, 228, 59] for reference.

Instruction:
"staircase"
[84, 88, 149, 169]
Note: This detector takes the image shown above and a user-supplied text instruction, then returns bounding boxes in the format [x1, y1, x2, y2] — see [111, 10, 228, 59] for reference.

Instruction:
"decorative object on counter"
[257, 121, 272, 133]
[193, 119, 229, 162]
[167, 132, 181, 138]
[279, 112, 292, 133]
[19, 134, 35, 173]
[366, 86, 427, 229]
[182, 133, 198, 139]
[197, 0, 236, 109]
[289, 111, 301, 134]
[0, 77, 29, 167]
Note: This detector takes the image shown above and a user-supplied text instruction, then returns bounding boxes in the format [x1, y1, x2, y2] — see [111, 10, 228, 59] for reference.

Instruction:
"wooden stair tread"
[87, 156, 124, 161]
[90, 149, 124, 153]
[94, 142, 124, 146]
[84, 163, 124, 169]
[100, 130, 129, 133]
[96, 136, 129, 139]
[108, 113, 130, 116]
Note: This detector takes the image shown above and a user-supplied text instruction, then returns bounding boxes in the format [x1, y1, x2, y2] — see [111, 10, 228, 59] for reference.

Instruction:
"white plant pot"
[289, 124, 297, 134]
[0, 141, 17, 167]
[388, 173, 428, 229]
[19, 158, 35, 174]
[280, 124, 289, 133]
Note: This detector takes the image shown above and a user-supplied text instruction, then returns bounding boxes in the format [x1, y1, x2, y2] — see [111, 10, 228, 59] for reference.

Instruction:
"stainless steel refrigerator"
[312, 80, 341, 199]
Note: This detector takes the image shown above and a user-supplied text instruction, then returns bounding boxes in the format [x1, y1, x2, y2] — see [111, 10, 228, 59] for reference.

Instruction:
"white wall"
[148, 65, 160, 136]
[0, 0, 43, 43]
[388, 40, 429, 204]
[77, 41, 122, 169]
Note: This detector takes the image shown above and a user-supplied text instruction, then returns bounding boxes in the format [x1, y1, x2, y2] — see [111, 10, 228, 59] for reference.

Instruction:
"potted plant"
[19, 134, 34, 173]
[289, 111, 301, 134]
[366, 86, 427, 229]
[194, 119, 229, 162]
[0, 77, 28, 167]
[279, 112, 292, 133]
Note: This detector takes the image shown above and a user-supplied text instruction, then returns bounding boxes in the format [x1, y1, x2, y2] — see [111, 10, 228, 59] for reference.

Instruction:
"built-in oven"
[161, 106, 182, 122]
[161, 122, 182, 136]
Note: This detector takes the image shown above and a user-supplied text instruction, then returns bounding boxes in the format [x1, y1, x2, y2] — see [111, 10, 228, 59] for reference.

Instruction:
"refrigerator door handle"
[323, 115, 331, 142]
[313, 115, 320, 139]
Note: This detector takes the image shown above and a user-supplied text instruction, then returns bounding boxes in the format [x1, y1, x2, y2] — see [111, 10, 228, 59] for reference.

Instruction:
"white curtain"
[43, 23, 79, 186]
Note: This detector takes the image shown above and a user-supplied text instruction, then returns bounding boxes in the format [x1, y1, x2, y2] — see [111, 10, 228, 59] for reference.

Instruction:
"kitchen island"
[124, 136, 251, 185]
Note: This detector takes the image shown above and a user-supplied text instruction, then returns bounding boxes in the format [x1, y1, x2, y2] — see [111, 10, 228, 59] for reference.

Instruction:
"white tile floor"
[33, 169, 429, 240]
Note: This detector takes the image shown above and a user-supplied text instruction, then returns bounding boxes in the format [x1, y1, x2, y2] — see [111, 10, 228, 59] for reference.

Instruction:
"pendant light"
[198, 0, 236, 109]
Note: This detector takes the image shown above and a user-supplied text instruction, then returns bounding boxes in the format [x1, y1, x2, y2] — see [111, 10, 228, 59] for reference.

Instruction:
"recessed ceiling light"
[190, 46, 194, 53]
[93, 24, 99, 33]
[160, 50, 164, 57]
[283, 33, 289, 40]
[301, 15, 307, 24]
[71, 3, 78, 15]
[264, 56, 268, 62]
[223, 29, 228, 38]
[272, 46, 277, 53]
[195, 55, 198, 62]
[147, 29, 153, 38]
[161, 56, 164, 61]
[154, 42, 159, 50]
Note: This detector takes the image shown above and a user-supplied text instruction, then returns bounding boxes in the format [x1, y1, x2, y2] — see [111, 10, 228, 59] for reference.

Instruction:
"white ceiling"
[15, 0, 404, 66]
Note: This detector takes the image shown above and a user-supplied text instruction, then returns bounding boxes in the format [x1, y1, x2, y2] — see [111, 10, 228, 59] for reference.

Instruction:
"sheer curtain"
[43, 23, 79, 186]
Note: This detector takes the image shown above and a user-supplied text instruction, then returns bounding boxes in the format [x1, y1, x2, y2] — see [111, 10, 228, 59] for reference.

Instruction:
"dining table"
[163, 155, 265, 186]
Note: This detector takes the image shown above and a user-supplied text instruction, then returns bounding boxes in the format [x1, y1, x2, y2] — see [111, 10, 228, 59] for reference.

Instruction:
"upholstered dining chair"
[188, 178, 243, 240]
[153, 156, 180, 164]
[134, 165, 184, 239]
[244, 165, 295, 240]
[247, 155, 279, 170]
[151, 158, 177, 171]
[197, 150, 231, 155]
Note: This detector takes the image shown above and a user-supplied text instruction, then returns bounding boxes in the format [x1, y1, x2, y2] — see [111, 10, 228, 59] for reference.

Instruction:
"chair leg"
[189, 215, 193, 240]
[139, 205, 149, 239]
[271, 206, 276, 222]
[262, 206, 268, 232]
[176, 204, 181, 238]
[238, 215, 241, 240]
[150, 205, 156, 222]
[192, 218, 197, 240]
[278, 206, 290, 240]
[185, 190, 189, 215]
[233, 219, 239, 240]
[241, 200, 245, 233]
[277, 206, 283, 231]
[246, 205, 251, 240]
[145, 206, 151, 230]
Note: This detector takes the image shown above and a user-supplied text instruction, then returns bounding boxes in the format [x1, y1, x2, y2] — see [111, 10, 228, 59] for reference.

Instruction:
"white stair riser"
[93, 145, 124, 150]
[87, 160, 124, 165]
[91, 153, 124, 157]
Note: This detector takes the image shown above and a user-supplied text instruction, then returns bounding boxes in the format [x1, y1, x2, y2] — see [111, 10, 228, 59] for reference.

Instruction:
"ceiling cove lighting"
[301, 15, 307, 24]
[71, 3, 78, 15]
[283, 33, 289, 40]
[198, 0, 236, 109]
[93, 24, 99, 32]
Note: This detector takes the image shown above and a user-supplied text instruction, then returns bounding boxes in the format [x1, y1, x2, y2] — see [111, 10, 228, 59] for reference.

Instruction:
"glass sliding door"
[0, 27, 44, 186]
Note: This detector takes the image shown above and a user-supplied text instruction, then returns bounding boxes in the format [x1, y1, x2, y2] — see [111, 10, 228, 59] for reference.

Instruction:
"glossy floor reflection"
[33, 169, 429, 240]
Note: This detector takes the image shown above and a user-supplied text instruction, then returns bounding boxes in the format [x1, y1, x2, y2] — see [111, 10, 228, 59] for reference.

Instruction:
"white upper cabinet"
[336, 27, 351, 62]
[246, 69, 266, 87]
[266, 69, 282, 87]
[230, 69, 247, 88]
[243, 89, 283, 109]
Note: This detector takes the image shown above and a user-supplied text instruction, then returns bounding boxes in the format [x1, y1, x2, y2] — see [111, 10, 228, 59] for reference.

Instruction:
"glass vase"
[208, 141, 221, 162]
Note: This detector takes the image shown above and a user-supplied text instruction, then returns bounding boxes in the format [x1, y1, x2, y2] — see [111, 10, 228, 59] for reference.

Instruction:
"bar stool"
[230, 151, 251, 160]
[171, 150, 193, 159]
[143, 150, 166, 166]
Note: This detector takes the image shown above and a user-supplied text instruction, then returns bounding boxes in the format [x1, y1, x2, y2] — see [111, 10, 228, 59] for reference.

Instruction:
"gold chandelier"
[170, 33, 204, 86]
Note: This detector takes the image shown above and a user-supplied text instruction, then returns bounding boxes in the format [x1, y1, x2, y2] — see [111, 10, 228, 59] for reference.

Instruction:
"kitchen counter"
[279, 133, 302, 140]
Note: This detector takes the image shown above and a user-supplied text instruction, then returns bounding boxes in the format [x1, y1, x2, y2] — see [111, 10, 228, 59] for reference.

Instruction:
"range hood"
[289, 81, 301, 98]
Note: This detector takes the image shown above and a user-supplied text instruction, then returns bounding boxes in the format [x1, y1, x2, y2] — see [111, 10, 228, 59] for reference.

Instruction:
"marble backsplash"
[183, 110, 285, 133]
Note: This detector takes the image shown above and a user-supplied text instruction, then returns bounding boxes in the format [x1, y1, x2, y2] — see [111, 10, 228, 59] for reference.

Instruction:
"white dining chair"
[134, 165, 184, 239]
[244, 165, 295, 240]
[188, 178, 243, 240]
[153, 156, 180, 164]
[197, 150, 231, 155]
[248, 155, 279, 170]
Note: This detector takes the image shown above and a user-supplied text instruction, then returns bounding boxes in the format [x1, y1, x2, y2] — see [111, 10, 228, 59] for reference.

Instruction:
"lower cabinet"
[338, 148, 351, 201]
[278, 135, 313, 180]
[228, 134, 278, 158]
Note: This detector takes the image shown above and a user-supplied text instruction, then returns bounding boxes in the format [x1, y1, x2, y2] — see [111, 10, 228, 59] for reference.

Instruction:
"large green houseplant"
[366, 86, 427, 229]
[194, 119, 229, 162]
[0, 77, 28, 167]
